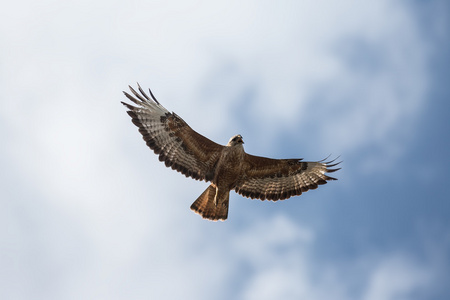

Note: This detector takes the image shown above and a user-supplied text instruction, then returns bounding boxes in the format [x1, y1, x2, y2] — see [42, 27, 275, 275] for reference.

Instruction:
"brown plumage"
[122, 84, 341, 221]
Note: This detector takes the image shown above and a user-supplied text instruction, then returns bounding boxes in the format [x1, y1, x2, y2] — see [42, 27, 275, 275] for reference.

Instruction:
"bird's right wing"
[122, 84, 224, 182]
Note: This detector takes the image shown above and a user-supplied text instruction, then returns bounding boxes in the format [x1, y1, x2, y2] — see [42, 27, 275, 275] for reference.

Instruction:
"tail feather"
[190, 184, 229, 221]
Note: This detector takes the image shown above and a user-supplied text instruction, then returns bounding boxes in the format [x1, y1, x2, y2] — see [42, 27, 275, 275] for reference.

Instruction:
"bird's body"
[122, 84, 340, 221]
[214, 136, 246, 190]
[191, 136, 246, 220]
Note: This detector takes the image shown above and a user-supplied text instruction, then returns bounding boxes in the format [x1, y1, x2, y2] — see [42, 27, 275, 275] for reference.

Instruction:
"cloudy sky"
[1, 0, 449, 299]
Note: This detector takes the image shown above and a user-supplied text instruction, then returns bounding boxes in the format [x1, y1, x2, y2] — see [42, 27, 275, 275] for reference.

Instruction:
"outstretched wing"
[122, 84, 224, 182]
[235, 154, 340, 201]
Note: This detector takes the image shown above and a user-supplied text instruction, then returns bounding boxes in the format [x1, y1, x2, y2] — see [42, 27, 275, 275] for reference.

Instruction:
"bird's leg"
[214, 187, 219, 207]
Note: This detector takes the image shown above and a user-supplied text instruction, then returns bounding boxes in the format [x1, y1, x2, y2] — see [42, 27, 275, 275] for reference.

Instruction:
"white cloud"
[0, 0, 445, 299]
[363, 254, 431, 300]
[1, 0, 431, 160]
[227, 215, 440, 300]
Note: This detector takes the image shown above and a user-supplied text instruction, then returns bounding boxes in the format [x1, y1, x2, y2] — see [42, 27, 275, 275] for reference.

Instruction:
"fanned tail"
[190, 184, 229, 221]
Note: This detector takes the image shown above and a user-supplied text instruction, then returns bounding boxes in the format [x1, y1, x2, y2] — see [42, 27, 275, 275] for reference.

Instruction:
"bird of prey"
[121, 84, 340, 221]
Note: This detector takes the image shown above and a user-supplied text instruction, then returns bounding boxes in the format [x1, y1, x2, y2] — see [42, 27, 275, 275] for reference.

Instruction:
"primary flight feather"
[122, 84, 340, 221]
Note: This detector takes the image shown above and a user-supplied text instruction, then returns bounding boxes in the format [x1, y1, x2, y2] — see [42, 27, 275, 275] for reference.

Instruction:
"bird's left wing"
[235, 154, 340, 201]
[122, 84, 224, 182]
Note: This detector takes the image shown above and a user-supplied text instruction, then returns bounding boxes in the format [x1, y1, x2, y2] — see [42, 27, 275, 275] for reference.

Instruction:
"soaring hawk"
[122, 84, 340, 221]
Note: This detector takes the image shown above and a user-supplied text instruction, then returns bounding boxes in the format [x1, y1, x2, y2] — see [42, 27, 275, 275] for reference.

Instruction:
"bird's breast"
[213, 147, 245, 189]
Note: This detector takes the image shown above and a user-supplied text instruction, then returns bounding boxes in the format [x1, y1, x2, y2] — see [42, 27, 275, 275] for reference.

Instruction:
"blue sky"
[1, 1, 449, 299]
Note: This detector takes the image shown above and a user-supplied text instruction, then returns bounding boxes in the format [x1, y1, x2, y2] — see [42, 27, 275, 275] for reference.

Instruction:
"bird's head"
[227, 134, 244, 147]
